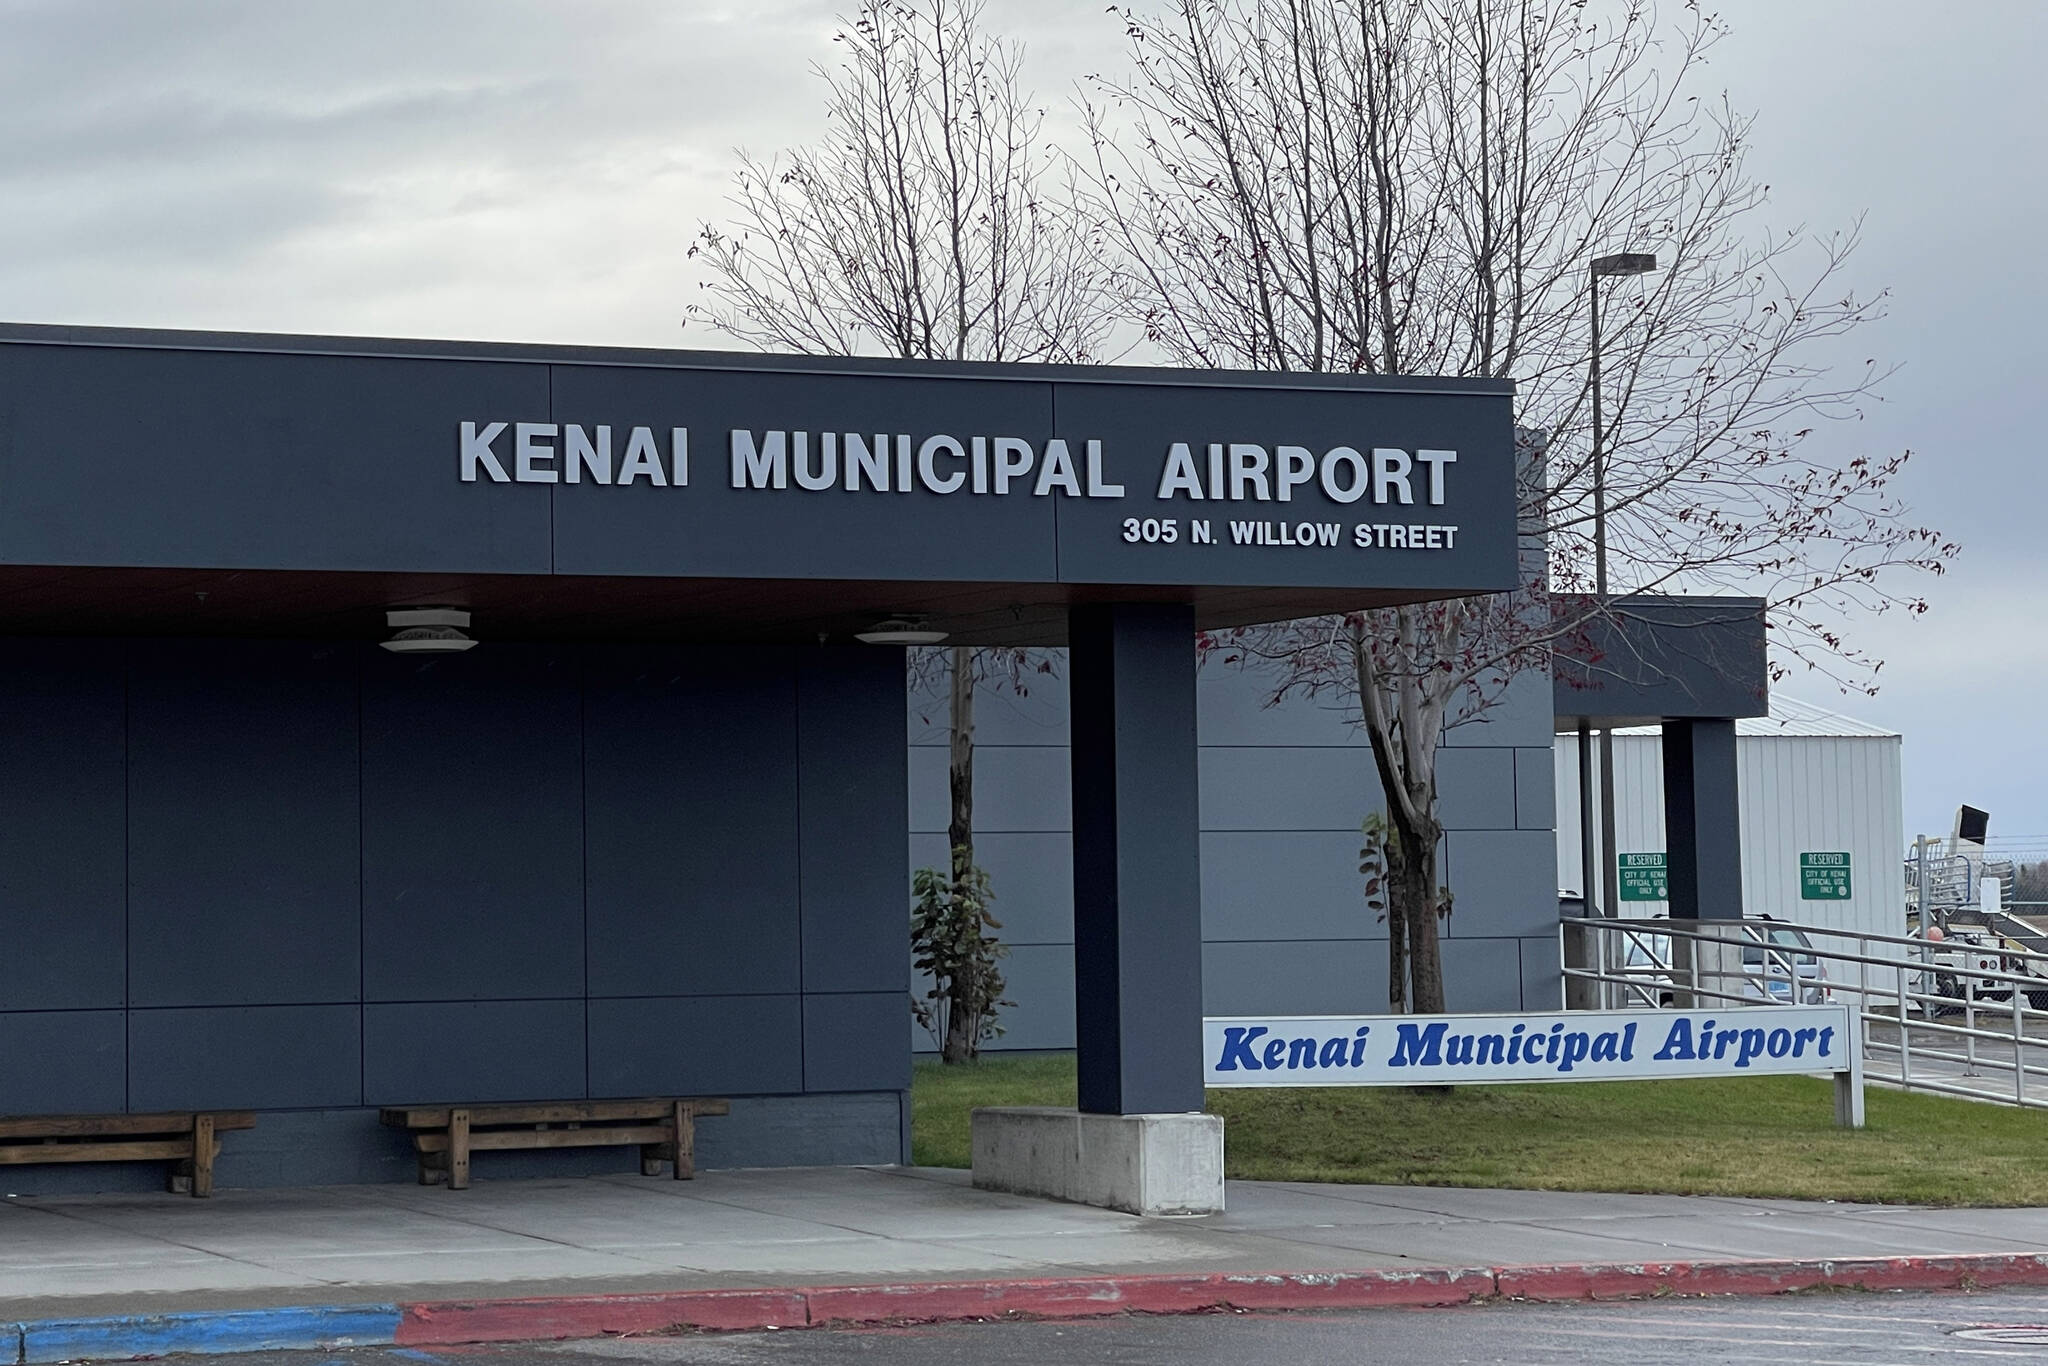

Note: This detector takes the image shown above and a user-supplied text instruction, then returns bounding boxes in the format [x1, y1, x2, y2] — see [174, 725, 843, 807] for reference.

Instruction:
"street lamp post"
[1586, 252, 1657, 933]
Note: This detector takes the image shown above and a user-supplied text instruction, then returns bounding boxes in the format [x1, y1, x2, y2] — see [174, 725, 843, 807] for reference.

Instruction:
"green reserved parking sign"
[1801, 851, 1852, 899]
[1617, 852, 1668, 901]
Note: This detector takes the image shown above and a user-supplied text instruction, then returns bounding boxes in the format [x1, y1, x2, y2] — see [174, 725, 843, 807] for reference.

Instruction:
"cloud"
[0, 0, 831, 337]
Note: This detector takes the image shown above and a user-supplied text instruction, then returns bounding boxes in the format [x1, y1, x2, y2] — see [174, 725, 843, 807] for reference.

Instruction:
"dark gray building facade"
[5, 640, 908, 1189]
[910, 659, 1562, 1054]
[0, 323, 1520, 1191]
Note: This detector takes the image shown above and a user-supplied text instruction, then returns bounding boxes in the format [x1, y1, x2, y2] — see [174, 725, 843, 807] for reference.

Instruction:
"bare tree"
[1089, 0, 1957, 1011]
[690, 0, 1106, 1057]
[689, 0, 1108, 364]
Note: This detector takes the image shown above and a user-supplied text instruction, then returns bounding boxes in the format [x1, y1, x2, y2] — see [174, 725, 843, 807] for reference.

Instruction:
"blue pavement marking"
[20, 1304, 401, 1363]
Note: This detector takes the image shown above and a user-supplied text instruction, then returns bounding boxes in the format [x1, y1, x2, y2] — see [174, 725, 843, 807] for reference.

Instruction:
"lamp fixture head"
[853, 616, 948, 646]
[382, 607, 477, 654]
[1592, 252, 1658, 278]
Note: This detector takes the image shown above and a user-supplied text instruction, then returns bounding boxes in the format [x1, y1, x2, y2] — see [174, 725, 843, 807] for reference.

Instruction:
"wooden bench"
[379, 1098, 729, 1190]
[0, 1111, 256, 1197]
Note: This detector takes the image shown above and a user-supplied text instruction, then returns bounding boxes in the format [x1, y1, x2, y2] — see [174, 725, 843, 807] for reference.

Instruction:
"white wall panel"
[1553, 728, 1906, 989]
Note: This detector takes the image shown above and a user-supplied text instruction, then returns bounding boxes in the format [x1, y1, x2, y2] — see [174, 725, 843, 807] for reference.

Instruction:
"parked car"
[1613, 915, 1831, 1007]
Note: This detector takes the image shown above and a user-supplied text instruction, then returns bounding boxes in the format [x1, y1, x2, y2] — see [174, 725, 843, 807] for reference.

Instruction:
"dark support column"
[1069, 602, 1204, 1115]
[1662, 718, 1743, 920]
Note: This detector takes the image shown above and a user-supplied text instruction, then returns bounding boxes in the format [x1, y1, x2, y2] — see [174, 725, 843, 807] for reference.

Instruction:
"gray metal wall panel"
[1438, 937, 1524, 1012]
[691, 1092, 903, 1168]
[798, 651, 910, 995]
[586, 996, 803, 1097]
[1200, 747, 1381, 831]
[1202, 831, 1380, 943]
[804, 993, 913, 1093]
[0, 642, 125, 1012]
[126, 641, 361, 1008]
[1519, 938, 1563, 1010]
[1196, 665, 1367, 747]
[1202, 940, 1388, 1016]
[1515, 747, 1557, 831]
[1445, 668, 1554, 745]
[129, 1005, 361, 1110]
[583, 647, 801, 998]
[977, 944, 1077, 1050]
[908, 664, 1069, 748]
[211, 1108, 418, 1188]
[363, 1000, 585, 1104]
[1438, 830, 1557, 938]
[909, 831, 1072, 946]
[1434, 747, 1517, 831]
[547, 366, 1060, 581]
[970, 670, 1070, 746]
[0, 345, 552, 572]
[361, 646, 585, 1002]
[0, 1010, 125, 1113]
[908, 744, 1072, 834]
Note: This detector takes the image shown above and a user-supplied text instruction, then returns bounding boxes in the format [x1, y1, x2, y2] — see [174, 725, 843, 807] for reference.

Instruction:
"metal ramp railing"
[1561, 915, 2048, 1110]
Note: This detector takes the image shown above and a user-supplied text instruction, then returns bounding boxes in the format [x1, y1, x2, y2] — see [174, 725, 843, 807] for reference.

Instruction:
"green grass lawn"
[913, 1053, 2048, 1206]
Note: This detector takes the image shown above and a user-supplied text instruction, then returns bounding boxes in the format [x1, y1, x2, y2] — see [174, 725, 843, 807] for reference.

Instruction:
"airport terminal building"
[0, 324, 1762, 1195]
[0, 323, 1532, 1190]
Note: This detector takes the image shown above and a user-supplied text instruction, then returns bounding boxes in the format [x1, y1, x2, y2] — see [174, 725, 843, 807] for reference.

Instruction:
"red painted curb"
[396, 1288, 810, 1344]
[392, 1254, 2048, 1346]
[1494, 1253, 2048, 1303]
[803, 1267, 1493, 1326]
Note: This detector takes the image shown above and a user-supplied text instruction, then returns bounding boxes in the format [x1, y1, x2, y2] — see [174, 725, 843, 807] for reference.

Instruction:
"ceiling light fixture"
[853, 616, 948, 646]
[382, 607, 478, 654]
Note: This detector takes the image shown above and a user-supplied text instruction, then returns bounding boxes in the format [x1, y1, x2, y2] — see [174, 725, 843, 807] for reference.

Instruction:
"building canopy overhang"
[0, 323, 1519, 644]
[1551, 594, 1770, 731]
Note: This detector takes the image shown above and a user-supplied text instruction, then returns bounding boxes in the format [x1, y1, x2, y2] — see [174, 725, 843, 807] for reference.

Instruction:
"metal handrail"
[1562, 914, 2048, 1110]
[1563, 916, 2047, 1004]
[1570, 913, 2048, 981]
[1567, 920, 2048, 1007]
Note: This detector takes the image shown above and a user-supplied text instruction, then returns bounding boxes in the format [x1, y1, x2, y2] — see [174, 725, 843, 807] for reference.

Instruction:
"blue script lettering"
[1388, 1021, 1447, 1067]
[1214, 1026, 1268, 1072]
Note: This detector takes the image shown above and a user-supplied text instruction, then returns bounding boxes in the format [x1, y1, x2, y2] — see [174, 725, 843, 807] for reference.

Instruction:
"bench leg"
[192, 1114, 216, 1198]
[449, 1109, 471, 1190]
[640, 1142, 665, 1177]
[672, 1100, 695, 1180]
[417, 1144, 449, 1186]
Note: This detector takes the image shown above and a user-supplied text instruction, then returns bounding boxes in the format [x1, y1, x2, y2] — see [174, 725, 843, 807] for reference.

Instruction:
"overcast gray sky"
[3, 0, 2041, 852]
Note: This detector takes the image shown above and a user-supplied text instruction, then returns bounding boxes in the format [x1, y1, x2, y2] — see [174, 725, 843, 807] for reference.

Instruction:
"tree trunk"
[1399, 822, 1446, 1013]
[1386, 844, 1408, 1013]
[948, 644, 975, 883]
[943, 644, 977, 1064]
[1350, 622, 1446, 1015]
[942, 986, 976, 1064]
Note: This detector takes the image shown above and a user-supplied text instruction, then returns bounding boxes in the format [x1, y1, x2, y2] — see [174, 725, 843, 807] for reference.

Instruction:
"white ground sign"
[1203, 1006, 1863, 1125]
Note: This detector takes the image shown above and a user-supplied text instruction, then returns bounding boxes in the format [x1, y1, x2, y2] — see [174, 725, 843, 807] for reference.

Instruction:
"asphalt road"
[195, 1292, 2048, 1365]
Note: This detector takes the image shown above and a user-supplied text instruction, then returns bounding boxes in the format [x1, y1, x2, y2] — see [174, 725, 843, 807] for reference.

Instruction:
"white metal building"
[1555, 697, 1906, 966]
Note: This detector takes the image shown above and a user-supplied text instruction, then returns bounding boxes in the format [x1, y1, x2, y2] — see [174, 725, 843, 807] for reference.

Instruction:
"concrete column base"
[970, 1106, 1224, 1216]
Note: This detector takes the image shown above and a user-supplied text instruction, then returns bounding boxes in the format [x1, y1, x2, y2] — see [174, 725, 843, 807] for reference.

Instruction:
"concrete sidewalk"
[8, 1165, 2048, 1325]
